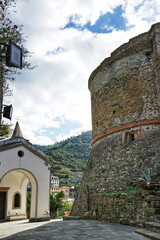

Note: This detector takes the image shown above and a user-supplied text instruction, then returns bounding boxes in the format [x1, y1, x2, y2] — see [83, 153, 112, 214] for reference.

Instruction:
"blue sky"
[64, 5, 127, 33]
[4, 0, 160, 145]
[34, 119, 82, 143]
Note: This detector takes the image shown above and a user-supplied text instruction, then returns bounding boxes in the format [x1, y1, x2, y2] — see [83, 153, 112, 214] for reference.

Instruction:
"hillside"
[36, 131, 92, 186]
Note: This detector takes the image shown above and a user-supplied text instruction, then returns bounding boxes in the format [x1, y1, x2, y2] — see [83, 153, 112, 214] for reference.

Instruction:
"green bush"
[27, 190, 73, 219]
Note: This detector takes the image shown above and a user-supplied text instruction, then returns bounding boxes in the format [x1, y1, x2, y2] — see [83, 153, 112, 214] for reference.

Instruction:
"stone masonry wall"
[89, 23, 160, 138]
[71, 191, 160, 227]
[89, 192, 160, 227]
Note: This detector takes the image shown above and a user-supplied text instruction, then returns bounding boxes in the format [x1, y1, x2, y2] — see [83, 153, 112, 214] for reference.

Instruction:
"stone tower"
[71, 23, 160, 217]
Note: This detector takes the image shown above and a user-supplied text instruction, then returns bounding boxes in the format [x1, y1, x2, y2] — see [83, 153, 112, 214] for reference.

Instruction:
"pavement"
[0, 219, 149, 240]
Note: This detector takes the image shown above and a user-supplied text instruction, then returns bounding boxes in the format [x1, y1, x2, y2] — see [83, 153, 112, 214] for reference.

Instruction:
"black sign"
[3, 104, 13, 120]
[6, 41, 22, 69]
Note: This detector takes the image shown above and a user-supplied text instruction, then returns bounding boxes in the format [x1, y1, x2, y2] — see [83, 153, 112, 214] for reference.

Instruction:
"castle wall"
[89, 192, 160, 227]
[72, 191, 160, 228]
[71, 23, 160, 226]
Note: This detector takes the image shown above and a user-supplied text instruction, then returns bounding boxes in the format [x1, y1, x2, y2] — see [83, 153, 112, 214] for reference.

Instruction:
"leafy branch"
[0, 0, 35, 98]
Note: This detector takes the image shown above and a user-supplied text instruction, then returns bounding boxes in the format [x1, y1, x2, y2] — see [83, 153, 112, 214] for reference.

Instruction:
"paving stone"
[136, 228, 160, 240]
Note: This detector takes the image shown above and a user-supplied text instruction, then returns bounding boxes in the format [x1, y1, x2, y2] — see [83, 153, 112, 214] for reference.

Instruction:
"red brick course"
[91, 118, 160, 145]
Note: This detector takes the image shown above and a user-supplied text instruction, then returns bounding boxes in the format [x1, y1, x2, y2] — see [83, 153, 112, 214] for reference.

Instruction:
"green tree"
[0, 121, 12, 139]
[50, 191, 65, 218]
[26, 190, 31, 218]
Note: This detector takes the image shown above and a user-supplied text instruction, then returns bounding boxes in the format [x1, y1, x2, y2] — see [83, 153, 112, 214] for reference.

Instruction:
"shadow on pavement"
[1, 220, 149, 240]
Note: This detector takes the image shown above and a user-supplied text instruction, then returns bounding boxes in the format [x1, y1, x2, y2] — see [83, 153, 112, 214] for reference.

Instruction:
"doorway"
[0, 192, 6, 219]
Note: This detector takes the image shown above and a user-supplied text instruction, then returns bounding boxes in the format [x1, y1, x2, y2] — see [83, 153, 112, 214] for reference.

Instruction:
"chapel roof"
[0, 122, 50, 163]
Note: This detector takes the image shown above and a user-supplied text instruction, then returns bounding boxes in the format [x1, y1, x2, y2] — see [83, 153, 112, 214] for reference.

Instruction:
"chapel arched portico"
[0, 122, 50, 222]
[0, 169, 38, 221]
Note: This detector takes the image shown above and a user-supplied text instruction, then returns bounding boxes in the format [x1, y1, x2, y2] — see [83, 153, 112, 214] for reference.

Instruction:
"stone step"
[155, 209, 160, 215]
[63, 215, 82, 220]
[152, 201, 160, 208]
[146, 222, 160, 234]
[135, 228, 160, 240]
[155, 215, 160, 222]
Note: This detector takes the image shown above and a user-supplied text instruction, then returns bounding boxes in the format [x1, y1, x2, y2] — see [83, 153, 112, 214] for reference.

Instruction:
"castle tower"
[71, 23, 160, 218]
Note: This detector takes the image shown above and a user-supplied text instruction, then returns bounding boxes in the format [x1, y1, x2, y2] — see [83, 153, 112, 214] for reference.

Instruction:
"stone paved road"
[0, 219, 149, 240]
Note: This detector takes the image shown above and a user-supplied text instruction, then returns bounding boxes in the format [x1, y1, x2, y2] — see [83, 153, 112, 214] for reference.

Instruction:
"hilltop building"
[71, 23, 160, 227]
[0, 122, 50, 221]
[51, 175, 59, 187]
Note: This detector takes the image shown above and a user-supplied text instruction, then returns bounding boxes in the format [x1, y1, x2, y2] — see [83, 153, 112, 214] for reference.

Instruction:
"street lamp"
[70, 186, 75, 198]
[2, 104, 13, 120]
[0, 41, 22, 123]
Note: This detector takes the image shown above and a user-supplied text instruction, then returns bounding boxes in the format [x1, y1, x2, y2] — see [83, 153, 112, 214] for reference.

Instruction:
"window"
[17, 150, 24, 157]
[13, 193, 21, 208]
[123, 132, 134, 143]
[123, 130, 144, 143]
[130, 133, 135, 141]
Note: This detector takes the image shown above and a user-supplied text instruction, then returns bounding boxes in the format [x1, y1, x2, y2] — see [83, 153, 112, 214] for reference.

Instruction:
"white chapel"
[0, 122, 50, 222]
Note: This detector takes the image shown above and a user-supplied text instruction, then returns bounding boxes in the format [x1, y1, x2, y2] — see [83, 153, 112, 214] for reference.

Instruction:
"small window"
[123, 132, 135, 143]
[18, 150, 24, 157]
[130, 133, 135, 141]
[123, 130, 144, 143]
[13, 193, 21, 208]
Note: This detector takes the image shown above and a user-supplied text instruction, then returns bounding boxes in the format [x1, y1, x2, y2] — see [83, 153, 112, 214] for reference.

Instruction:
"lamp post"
[70, 186, 75, 198]
[0, 41, 22, 124]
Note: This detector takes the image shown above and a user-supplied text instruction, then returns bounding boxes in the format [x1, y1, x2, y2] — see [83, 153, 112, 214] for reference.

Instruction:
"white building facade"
[0, 122, 50, 222]
[50, 176, 59, 187]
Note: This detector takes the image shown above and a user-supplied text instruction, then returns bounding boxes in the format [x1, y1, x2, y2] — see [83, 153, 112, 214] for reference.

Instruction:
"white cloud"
[4, 0, 160, 145]
[56, 126, 89, 143]
[12, 0, 124, 28]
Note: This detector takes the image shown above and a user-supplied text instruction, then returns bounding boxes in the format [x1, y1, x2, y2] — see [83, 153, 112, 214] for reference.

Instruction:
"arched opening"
[0, 169, 38, 221]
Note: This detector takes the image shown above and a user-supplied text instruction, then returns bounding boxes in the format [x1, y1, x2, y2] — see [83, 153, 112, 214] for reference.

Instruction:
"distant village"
[50, 175, 75, 204]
